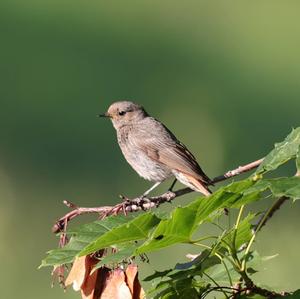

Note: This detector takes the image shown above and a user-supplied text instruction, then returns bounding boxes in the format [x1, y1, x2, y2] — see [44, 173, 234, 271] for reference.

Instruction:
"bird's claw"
[119, 194, 152, 211]
[119, 194, 131, 202]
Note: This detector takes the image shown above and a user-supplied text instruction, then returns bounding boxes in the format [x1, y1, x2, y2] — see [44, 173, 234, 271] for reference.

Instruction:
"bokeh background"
[1, 1, 300, 298]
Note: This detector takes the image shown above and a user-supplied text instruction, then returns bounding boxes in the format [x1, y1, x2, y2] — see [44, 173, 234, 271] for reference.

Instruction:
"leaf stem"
[231, 205, 245, 269]
[193, 242, 238, 275]
[235, 205, 244, 230]
[191, 235, 218, 243]
[221, 258, 233, 286]
[241, 199, 280, 271]
[202, 272, 230, 299]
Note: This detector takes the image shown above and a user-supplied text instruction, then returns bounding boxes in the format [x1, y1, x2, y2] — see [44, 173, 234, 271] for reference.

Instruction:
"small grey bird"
[99, 101, 212, 196]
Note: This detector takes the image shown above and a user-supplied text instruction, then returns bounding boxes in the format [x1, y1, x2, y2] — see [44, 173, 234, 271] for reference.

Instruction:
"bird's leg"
[135, 182, 162, 208]
[120, 182, 162, 208]
[142, 182, 162, 197]
[168, 179, 177, 192]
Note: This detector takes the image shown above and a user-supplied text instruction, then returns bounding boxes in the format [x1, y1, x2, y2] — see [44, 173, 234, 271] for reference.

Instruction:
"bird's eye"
[118, 111, 126, 116]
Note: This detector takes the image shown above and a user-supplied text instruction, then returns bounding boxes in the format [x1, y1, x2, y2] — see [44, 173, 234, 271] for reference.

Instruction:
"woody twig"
[52, 158, 263, 234]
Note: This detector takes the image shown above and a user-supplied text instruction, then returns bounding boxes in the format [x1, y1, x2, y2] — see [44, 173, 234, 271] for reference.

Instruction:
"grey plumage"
[99, 101, 212, 196]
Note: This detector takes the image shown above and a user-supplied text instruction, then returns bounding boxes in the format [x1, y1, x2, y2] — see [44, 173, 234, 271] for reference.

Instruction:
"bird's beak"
[97, 112, 111, 118]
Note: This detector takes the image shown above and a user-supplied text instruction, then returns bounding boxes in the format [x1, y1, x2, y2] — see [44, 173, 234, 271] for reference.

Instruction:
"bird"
[98, 101, 212, 197]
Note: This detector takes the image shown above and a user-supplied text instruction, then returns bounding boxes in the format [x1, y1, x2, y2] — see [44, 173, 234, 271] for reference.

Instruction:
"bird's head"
[98, 101, 148, 129]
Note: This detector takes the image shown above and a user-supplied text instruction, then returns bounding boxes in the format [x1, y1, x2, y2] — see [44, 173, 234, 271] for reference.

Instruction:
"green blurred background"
[1, 1, 300, 298]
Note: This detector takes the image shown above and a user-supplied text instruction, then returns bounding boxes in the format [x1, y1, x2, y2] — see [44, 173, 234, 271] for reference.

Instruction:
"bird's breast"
[117, 130, 172, 182]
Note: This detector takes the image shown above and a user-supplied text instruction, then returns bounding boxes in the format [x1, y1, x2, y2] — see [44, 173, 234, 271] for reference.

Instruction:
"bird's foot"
[119, 194, 150, 205]
[139, 194, 152, 204]
[119, 194, 154, 211]
[119, 194, 132, 202]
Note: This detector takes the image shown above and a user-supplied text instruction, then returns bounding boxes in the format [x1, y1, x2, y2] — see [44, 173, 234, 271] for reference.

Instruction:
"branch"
[52, 158, 263, 234]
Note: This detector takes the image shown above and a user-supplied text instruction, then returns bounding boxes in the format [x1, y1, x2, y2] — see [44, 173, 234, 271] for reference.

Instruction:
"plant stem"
[231, 205, 245, 269]
[202, 272, 230, 299]
[193, 243, 238, 273]
[235, 205, 244, 230]
[192, 235, 218, 243]
[241, 199, 282, 271]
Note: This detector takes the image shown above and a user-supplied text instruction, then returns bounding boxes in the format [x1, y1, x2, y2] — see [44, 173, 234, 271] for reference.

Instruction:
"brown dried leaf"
[65, 257, 145, 299]
[125, 264, 145, 299]
[101, 269, 132, 299]
[81, 269, 98, 299]
[65, 255, 98, 291]
[125, 264, 138, 295]
[81, 267, 110, 299]
[52, 265, 65, 288]
[65, 256, 87, 291]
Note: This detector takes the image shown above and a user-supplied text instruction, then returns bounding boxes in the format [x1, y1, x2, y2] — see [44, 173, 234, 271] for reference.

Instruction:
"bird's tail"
[185, 174, 212, 197]
[173, 170, 212, 197]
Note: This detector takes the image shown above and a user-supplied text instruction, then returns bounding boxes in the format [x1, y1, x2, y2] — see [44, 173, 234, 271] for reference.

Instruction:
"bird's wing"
[130, 118, 212, 185]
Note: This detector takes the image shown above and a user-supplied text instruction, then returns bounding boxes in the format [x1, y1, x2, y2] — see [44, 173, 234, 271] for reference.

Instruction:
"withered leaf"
[101, 269, 132, 299]
[65, 255, 98, 291]
[125, 264, 145, 299]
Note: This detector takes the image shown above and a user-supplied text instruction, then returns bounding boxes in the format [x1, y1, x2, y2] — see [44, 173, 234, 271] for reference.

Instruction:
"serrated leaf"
[79, 212, 160, 256]
[136, 202, 199, 254]
[143, 269, 172, 282]
[147, 255, 218, 298]
[247, 177, 300, 201]
[44, 176, 259, 266]
[145, 249, 220, 299]
[222, 213, 255, 250]
[136, 179, 258, 255]
[40, 248, 79, 267]
[41, 214, 146, 267]
[153, 277, 201, 299]
[208, 251, 262, 285]
[147, 258, 214, 298]
[256, 127, 300, 174]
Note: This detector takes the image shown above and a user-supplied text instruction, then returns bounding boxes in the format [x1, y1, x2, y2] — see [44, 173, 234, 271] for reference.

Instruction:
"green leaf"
[143, 269, 172, 282]
[238, 295, 267, 299]
[40, 247, 78, 267]
[222, 213, 255, 250]
[42, 178, 260, 267]
[174, 250, 215, 271]
[93, 243, 137, 269]
[171, 250, 220, 278]
[256, 127, 300, 174]
[149, 273, 207, 299]
[247, 177, 300, 201]
[136, 179, 258, 255]
[41, 214, 147, 267]
[296, 145, 300, 175]
[207, 259, 240, 285]
[79, 212, 160, 256]
[153, 277, 200, 299]
[208, 251, 262, 285]
[145, 249, 220, 298]
[136, 202, 199, 254]
[283, 289, 300, 298]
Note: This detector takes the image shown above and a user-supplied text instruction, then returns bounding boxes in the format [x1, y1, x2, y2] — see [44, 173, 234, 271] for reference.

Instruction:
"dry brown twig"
[52, 158, 264, 234]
